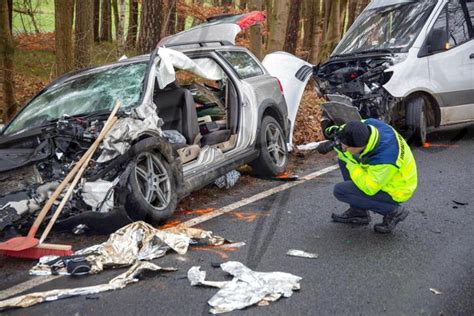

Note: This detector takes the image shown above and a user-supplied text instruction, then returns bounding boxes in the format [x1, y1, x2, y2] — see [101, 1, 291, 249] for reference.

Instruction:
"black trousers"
[334, 160, 399, 215]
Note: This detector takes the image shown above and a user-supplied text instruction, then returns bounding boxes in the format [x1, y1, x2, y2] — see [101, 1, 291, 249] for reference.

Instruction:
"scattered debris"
[272, 172, 300, 182]
[0, 261, 176, 311]
[430, 288, 442, 295]
[286, 249, 318, 259]
[30, 221, 224, 276]
[214, 170, 241, 189]
[452, 200, 468, 206]
[428, 227, 442, 234]
[297, 141, 325, 151]
[188, 261, 302, 314]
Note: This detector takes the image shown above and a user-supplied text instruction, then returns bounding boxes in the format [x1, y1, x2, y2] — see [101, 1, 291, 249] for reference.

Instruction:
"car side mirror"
[427, 29, 449, 54]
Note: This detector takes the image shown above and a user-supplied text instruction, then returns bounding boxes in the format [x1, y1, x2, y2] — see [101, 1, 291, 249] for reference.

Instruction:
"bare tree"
[137, 0, 163, 54]
[112, 0, 119, 40]
[283, 0, 302, 54]
[75, 0, 94, 68]
[310, 0, 324, 64]
[0, 0, 17, 122]
[126, 0, 139, 49]
[55, 0, 74, 76]
[249, 0, 263, 59]
[100, 0, 112, 42]
[302, 0, 315, 50]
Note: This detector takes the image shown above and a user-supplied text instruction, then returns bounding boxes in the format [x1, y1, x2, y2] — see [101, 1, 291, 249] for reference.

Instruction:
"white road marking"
[179, 164, 339, 227]
[0, 164, 338, 301]
[0, 275, 62, 300]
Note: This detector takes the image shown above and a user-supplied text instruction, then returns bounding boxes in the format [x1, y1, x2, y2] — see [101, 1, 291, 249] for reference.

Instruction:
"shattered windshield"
[4, 62, 148, 135]
[332, 0, 437, 56]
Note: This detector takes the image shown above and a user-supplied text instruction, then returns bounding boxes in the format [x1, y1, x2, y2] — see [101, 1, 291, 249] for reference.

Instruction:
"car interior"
[153, 58, 239, 164]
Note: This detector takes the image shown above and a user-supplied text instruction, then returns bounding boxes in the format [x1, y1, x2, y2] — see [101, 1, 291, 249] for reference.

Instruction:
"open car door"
[262, 52, 313, 149]
[159, 11, 266, 47]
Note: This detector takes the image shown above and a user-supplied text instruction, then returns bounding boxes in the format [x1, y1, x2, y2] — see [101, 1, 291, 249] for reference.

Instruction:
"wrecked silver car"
[0, 12, 312, 234]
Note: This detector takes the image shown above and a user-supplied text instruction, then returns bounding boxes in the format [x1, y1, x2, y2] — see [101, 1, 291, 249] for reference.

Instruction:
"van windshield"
[332, 0, 437, 56]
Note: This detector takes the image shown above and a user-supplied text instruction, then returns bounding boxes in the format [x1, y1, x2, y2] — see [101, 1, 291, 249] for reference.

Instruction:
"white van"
[315, 0, 474, 144]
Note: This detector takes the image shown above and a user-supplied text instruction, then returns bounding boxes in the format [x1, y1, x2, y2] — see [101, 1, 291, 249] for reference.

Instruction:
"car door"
[262, 52, 313, 148]
[428, 0, 474, 125]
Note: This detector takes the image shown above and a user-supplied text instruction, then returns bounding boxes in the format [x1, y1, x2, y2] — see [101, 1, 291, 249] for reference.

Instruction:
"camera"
[317, 128, 343, 155]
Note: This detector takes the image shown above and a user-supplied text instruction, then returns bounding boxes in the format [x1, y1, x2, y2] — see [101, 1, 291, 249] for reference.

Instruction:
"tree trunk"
[0, 0, 17, 122]
[137, 0, 163, 54]
[302, 0, 315, 50]
[126, 0, 139, 49]
[100, 0, 112, 41]
[309, 0, 323, 64]
[93, 0, 100, 42]
[116, 0, 126, 56]
[347, 0, 358, 30]
[55, 0, 74, 76]
[166, 0, 177, 37]
[249, 0, 263, 59]
[75, 0, 94, 68]
[112, 0, 119, 41]
[267, 0, 291, 53]
[283, 0, 301, 54]
[7, 0, 12, 34]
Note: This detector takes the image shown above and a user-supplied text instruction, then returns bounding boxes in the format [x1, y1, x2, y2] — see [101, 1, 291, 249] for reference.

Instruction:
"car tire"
[406, 97, 427, 146]
[251, 115, 288, 176]
[124, 151, 177, 223]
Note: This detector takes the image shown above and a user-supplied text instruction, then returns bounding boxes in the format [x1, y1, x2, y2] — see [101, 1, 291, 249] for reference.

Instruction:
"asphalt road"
[1, 126, 473, 315]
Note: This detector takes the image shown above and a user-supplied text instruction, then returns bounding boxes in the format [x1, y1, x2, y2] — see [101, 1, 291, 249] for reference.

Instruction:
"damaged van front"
[315, 0, 474, 144]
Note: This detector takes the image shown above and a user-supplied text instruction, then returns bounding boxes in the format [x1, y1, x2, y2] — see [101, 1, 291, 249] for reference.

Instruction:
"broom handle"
[39, 116, 118, 244]
[26, 101, 122, 239]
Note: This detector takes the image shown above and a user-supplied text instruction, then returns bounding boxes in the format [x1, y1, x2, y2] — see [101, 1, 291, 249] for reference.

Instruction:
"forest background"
[0, 0, 370, 144]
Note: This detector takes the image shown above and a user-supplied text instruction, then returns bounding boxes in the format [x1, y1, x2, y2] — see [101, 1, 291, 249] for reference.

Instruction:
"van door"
[427, 0, 474, 125]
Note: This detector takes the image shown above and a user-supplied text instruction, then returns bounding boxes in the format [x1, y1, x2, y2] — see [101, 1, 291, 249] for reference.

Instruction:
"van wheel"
[252, 116, 288, 176]
[406, 97, 427, 146]
[125, 151, 177, 223]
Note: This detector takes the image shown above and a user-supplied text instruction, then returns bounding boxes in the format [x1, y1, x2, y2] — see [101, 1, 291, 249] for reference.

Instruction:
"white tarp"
[157, 48, 225, 90]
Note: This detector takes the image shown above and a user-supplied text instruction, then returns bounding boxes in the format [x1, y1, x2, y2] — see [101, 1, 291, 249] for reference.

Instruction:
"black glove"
[317, 140, 335, 155]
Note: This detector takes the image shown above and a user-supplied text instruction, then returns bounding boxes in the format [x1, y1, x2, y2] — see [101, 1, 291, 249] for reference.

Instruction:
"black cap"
[339, 121, 371, 147]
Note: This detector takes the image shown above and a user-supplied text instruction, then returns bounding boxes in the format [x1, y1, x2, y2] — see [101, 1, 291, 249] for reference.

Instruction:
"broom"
[0, 101, 121, 259]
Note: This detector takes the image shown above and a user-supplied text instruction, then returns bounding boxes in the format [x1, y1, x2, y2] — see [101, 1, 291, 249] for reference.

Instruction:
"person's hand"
[324, 125, 341, 139]
[334, 147, 357, 164]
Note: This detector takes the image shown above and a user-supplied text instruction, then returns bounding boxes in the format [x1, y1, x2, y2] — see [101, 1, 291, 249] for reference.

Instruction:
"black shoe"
[374, 207, 409, 234]
[332, 207, 371, 225]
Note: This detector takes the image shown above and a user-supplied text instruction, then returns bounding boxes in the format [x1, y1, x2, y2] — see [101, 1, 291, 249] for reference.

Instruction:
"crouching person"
[319, 119, 417, 233]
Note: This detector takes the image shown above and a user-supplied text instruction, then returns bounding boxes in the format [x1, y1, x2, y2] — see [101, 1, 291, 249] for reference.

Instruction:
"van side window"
[447, 0, 471, 46]
[219, 51, 264, 79]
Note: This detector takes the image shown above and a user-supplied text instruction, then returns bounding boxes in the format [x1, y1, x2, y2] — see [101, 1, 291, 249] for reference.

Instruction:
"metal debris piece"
[297, 141, 325, 151]
[187, 266, 228, 288]
[452, 200, 468, 206]
[219, 242, 246, 249]
[81, 180, 114, 213]
[188, 261, 302, 314]
[430, 288, 442, 295]
[286, 249, 319, 259]
[214, 170, 240, 189]
[166, 226, 225, 246]
[1, 262, 176, 311]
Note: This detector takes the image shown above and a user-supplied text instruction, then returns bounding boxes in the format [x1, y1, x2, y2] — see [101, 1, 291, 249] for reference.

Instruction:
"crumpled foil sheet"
[214, 170, 241, 189]
[188, 261, 302, 314]
[0, 261, 176, 311]
[30, 221, 224, 276]
[97, 102, 163, 163]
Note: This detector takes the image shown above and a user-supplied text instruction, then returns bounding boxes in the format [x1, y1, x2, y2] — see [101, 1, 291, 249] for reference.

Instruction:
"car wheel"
[125, 151, 177, 223]
[251, 115, 288, 176]
[406, 97, 427, 146]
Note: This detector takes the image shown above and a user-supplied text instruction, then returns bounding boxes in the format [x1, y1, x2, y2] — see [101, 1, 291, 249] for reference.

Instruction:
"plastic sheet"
[0, 262, 175, 311]
[97, 102, 163, 163]
[188, 261, 302, 314]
